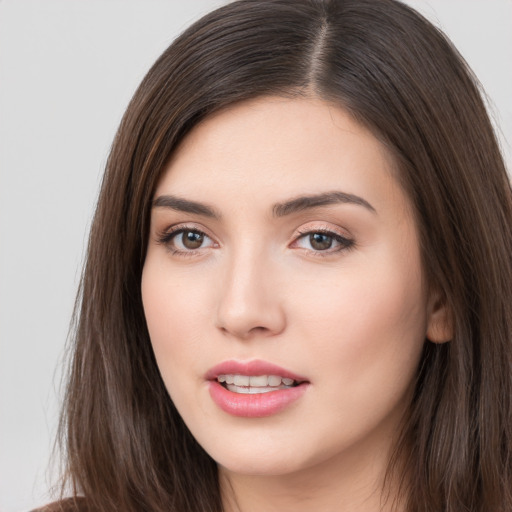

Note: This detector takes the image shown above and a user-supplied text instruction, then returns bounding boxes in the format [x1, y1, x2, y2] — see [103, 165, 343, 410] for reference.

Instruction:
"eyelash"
[294, 227, 355, 255]
[156, 225, 355, 258]
[156, 226, 215, 258]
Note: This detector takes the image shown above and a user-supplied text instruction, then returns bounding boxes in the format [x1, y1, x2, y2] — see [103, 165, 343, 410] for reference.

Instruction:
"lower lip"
[208, 381, 309, 418]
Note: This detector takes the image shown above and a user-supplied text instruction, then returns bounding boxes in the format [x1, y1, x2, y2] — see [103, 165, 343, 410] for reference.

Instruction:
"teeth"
[226, 384, 280, 394]
[268, 375, 282, 386]
[234, 375, 250, 386]
[217, 374, 297, 389]
[249, 375, 268, 386]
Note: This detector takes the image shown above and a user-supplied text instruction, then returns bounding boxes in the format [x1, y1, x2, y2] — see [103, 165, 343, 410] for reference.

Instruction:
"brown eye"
[309, 233, 333, 250]
[158, 227, 216, 254]
[181, 230, 204, 249]
[293, 229, 354, 254]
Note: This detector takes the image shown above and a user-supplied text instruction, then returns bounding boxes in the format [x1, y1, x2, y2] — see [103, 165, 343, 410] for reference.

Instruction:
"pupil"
[183, 231, 203, 249]
[310, 233, 332, 250]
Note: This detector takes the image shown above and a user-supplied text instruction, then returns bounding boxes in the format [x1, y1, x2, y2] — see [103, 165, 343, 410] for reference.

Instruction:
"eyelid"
[156, 222, 216, 240]
[292, 222, 351, 240]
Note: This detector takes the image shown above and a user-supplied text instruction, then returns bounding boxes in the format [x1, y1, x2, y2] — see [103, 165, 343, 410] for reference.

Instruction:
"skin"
[141, 96, 449, 512]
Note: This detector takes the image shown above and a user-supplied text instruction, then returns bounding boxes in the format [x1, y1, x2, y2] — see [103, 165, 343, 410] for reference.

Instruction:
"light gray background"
[0, 1, 510, 511]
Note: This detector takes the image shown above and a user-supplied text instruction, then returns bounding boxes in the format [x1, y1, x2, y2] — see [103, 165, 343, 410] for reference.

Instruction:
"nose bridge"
[216, 240, 285, 339]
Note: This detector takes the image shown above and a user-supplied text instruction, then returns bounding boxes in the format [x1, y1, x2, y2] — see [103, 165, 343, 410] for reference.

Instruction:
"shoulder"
[31, 497, 92, 512]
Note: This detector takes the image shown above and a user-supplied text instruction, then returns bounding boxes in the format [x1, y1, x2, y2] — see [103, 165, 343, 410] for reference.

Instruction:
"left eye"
[294, 231, 353, 252]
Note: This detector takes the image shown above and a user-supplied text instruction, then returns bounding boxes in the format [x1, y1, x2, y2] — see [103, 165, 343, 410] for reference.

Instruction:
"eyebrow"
[152, 195, 221, 218]
[272, 191, 376, 217]
[152, 190, 376, 219]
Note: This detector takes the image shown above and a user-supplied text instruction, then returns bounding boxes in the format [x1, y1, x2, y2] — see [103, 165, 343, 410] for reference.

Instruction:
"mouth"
[217, 374, 300, 394]
[206, 360, 310, 417]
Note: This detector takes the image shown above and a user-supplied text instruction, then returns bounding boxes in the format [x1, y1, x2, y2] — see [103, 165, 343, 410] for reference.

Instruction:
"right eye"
[158, 227, 216, 255]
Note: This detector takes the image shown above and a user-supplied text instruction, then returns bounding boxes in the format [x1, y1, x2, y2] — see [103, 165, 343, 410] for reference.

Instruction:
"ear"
[426, 290, 453, 343]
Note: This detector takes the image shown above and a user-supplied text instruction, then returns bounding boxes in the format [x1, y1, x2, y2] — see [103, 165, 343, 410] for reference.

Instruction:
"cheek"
[292, 243, 428, 398]
[141, 257, 214, 387]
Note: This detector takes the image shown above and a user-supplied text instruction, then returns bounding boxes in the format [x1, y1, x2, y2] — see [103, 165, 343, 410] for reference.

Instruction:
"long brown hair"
[57, 1, 512, 510]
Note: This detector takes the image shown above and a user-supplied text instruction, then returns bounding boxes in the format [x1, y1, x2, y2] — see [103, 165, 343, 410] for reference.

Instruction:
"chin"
[217, 452, 308, 477]
[196, 428, 330, 478]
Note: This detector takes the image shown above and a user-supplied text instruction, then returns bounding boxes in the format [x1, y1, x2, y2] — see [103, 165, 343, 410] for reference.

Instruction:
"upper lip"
[206, 359, 308, 383]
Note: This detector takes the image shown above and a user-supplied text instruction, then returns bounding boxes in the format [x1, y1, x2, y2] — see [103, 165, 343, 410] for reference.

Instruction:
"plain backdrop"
[0, 1, 510, 511]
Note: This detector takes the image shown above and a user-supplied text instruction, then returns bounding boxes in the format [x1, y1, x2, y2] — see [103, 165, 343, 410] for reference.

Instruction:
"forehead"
[157, 96, 405, 217]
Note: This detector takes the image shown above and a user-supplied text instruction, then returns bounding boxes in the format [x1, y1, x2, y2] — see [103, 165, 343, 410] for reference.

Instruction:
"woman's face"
[142, 96, 435, 479]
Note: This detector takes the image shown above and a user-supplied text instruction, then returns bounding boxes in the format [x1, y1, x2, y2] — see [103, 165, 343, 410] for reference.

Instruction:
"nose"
[215, 247, 286, 340]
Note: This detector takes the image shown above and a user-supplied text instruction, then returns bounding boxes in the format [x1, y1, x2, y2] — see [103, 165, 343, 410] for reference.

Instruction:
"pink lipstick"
[206, 360, 309, 417]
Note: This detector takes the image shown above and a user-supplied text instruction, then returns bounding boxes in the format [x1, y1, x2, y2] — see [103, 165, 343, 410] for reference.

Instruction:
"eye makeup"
[155, 221, 355, 259]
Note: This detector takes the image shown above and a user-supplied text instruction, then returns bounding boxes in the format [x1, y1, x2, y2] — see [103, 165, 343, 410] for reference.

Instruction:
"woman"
[41, 0, 512, 510]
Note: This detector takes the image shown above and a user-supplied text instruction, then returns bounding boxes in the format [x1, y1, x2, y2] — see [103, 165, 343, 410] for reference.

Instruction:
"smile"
[207, 360, 310, 417]
[218, 374, 296, 394]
